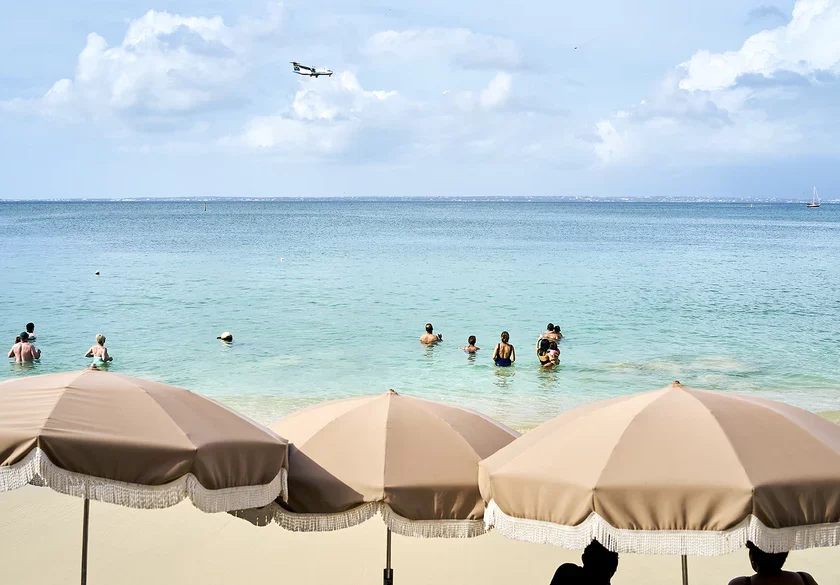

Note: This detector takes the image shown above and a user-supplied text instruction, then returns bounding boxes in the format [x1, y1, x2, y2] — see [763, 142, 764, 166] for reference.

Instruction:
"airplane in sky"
[290, 62, 333, 78]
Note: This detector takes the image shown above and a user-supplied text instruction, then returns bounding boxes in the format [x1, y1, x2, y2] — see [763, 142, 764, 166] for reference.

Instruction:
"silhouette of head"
[581, 540, 619, 579]
[538, 338, 550, 353]
[425, 323, 434, 333]
[468, 335, 476, 345]
[747, 542, 787, 576]
[501, 331, 509, 343]
[547, 322, 554, 331]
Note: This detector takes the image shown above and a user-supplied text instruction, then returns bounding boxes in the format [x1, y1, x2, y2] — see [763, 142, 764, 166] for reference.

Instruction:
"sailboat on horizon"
[806, 186, 821, 208]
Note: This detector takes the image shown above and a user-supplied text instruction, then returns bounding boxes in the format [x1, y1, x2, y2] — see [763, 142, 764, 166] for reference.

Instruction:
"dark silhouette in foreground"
[549, 540, 619, 585]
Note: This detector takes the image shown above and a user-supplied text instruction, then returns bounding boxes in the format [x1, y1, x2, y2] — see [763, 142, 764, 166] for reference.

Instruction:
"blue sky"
[1, 0, 839, 198]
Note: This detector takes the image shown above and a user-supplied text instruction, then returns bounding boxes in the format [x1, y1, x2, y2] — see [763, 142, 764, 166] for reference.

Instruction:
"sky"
[1, 0, 839, 199]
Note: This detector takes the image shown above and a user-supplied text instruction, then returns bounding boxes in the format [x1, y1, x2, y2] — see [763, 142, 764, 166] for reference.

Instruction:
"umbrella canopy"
[480, 381, 840, 556]
[245, 389, 518, 538]
[0, 370, 288, 511]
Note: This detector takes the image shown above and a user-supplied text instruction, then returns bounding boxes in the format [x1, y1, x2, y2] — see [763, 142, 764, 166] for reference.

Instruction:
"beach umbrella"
[480, 381, 840, 585]
[0, 370, 288, 585]
[235, 389, 518, 584]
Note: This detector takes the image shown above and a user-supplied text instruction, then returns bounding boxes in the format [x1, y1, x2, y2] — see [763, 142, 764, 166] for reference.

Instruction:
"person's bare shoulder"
[728, 577, 749, 585]
[799, 572, 818, 585]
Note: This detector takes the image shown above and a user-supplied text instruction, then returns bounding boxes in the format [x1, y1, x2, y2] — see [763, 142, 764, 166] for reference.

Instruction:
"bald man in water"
[8, 332, 40, 363]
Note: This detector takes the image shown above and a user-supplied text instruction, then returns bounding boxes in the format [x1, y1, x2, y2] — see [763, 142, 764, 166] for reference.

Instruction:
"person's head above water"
[15, 336, 21, 344]
[26, 323, 35, 333]
[538, 338, 550, 353]
[501, 331, 510, 343]
[217, 332, 233, 342]
[96, 334, 106, 346]
[554, 325, 561, 334]
[425, 323, 434, 333]
[746, 542, 788, 576]
[468, 335, 476, 345]
[19, 332, 29, 342]
[549, 341, 558, 350]
[546, 322, 554, 331]
[582, 540, 619, 579]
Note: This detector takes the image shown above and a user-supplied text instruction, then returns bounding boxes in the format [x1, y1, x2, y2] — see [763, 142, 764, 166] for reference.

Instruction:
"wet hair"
[547, 323, 554, 331]
[747, 542, 788, 575]
[468, 335, 476, 345]
[96, 334, 106, 345]
[581, 540, 619, 578]
[554, 325, 561, 334]
[501, 331, 509, 343]
[549, 341, 558, 350]
[26, 323, 35, 333]
[15, 336, 21, 344]
[425, 323, 434, 333]
[538, 338, 550, 355]
[19, 331, 29, 342]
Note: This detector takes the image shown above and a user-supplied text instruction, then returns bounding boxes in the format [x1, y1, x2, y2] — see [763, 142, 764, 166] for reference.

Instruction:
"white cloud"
[592, 0, 840, 166]
[364, 28, 521, 69]
[3, 5, 282, 123]
[233, 72, 400, 152]
[450, 72, 513, 111]
[479, 72, 512, 109]
[681, 0, 840, 91]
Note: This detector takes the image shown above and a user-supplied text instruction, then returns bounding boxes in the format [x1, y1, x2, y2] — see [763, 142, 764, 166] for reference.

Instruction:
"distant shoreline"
[0, 197, 835, 204]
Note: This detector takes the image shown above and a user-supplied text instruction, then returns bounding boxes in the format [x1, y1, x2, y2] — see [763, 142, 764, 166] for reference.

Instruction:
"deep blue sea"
[1, 200, 838, 428]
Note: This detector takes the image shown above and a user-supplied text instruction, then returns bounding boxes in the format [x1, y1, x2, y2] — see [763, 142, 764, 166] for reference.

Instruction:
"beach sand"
[1, 486, 837, 585]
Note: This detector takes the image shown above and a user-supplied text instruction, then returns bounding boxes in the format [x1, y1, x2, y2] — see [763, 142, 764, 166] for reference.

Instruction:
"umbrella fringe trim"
[381, 505, 486, 539]
[0, 447, 287, 513]
[252, 501, 486, 538]
[273, 501, 381, 532]
[484, 500, 840, 555]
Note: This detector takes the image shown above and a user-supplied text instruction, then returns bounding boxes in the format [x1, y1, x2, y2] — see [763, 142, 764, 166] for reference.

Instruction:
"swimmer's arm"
[85, 347, 94, 358]
[492, 344, 500, 360]
[511, 346, 515, 362]
[8, 347, 14, 358]
[103, 348, 112, 362]
[32, 347, 41, 359]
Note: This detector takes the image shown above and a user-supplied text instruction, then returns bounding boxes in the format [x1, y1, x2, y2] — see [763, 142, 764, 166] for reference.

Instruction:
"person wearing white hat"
[217, 332, 233, 343]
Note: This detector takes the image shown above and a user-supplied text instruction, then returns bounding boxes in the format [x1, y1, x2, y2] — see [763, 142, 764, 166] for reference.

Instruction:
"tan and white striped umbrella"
[480, 382, 840, 582]
[0, 370, 288, 584]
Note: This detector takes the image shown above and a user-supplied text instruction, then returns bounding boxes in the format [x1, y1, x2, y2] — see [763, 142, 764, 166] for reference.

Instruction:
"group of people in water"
[550, 539, 818, 585]
[420, 322, 564, 368]
[7, 322, 113, 367]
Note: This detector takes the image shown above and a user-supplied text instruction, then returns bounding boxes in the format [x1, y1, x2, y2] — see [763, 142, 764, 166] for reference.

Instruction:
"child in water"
[548, 341, 560, 364]
[461, 336, 480, 353]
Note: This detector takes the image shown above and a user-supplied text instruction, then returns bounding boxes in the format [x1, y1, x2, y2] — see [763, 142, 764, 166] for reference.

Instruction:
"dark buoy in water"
[217, 331, 233, 343]
[95, 271, 100, 276]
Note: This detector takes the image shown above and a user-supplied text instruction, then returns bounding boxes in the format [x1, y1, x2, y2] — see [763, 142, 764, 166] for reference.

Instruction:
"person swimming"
[537, 338, 554, 367]
[461, 335, 480, 353]
[85, 334, 113, 363]
[8, 332, 41, 363]
[542, 323, 559, 341]
[420, 323, 443, 344]
[554, 324, 563, 340]
[548, 341, 560, 364]
[493, 331, 515, 367]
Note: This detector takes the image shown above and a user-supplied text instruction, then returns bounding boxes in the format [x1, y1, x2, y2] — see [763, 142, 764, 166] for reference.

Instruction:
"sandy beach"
[0, 486, 836, 585]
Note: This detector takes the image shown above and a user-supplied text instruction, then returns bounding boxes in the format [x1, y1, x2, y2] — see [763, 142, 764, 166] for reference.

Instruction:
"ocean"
[1, 200, 838, 429]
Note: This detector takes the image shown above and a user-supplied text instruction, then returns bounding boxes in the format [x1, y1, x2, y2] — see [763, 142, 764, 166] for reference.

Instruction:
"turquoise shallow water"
[1, 201, 838, 428]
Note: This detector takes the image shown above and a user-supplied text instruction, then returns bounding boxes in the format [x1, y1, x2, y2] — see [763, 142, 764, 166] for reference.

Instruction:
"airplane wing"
[290, 62, 315, 72]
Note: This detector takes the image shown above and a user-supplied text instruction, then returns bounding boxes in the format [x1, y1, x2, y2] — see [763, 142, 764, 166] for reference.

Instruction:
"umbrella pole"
[81, 498, 90, 585]
[681, 554, 688, 585]
[383, 527, 393, 585]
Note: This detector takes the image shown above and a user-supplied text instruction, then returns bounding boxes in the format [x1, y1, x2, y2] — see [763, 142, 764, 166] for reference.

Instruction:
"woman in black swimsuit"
[727, 542, 818, 585]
